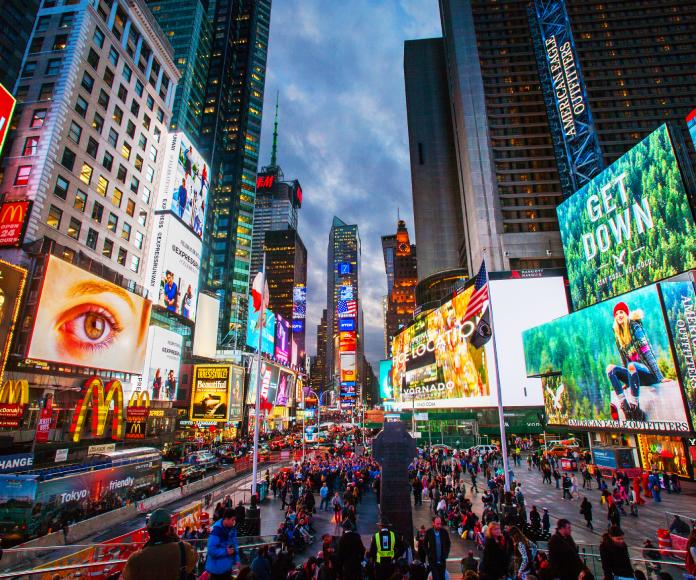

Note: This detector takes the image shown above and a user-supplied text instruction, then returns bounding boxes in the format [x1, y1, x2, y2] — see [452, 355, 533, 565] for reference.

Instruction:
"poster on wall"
[557, 124, 696, 310]
[523, 283, 690, 432]
[190, 365, 232, 422]
[145, 212, 202, 321]
[156, 132, 209, 238]
[27, 257, 151, 374]
[141, 326, 183, 402]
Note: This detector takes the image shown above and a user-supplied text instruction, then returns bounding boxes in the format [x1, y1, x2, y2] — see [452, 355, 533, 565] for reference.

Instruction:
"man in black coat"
[424, 516, 451, 580]
[337, 520, 365, 579]
[548, 519, 584, 580]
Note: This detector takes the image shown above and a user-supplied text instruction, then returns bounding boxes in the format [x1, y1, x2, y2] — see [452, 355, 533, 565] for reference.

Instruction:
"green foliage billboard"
[522, 283, 690, 432]
[557, 124, 696, 309]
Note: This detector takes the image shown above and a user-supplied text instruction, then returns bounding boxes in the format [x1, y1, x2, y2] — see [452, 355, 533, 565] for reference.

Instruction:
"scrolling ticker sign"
[529, 0, 604, 197]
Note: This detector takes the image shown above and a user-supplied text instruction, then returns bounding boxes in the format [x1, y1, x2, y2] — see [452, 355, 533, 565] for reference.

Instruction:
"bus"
[0, 447, 161, 544]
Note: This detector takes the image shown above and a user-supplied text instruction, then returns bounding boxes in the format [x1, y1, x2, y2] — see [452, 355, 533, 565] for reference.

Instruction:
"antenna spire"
[270, 91, 279, 167]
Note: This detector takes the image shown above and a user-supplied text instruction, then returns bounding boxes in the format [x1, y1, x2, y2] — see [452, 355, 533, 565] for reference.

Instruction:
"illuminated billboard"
[0, 83, 16, 156]
[339, 319, 355, 332]
[0, 260, 26, 383]
[247, 359, 295, 407]
[557, 124, 696, 310]
[28, 257, 151, 373]
[0, 201, 32, 248]
[193, 293, 220, 358]
[379, 359, 393, 400]
[190, 365, 232, 422]
[142, 326, 183, 401]
[228, 365, 244, 420]
[339, 331, 356, 352]
[391, 284, 489, 408]
[274, 315, 290, 364]
[246, 305, 275, 356]
[292, 285, 306, 319]
[145, 212, 202, 321]
[687, 108, 696, 151]
[340, 352, 356, 383]
[523, 283, 689, 432]
[156, 132, 209, 238]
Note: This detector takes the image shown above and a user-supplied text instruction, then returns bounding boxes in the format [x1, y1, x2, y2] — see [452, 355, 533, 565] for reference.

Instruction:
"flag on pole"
[251, 270, 269, 313]
[463, 261, 489, 321]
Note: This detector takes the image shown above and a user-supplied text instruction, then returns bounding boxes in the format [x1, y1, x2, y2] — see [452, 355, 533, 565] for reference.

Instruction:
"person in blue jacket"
[205, 509, 239, 579]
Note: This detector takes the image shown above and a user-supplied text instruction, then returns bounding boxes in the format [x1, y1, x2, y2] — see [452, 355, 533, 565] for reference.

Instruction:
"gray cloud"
[258, 0, 441, 369]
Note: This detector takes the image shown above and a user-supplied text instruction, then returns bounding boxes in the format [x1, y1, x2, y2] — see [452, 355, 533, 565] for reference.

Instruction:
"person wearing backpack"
[122, 509, 198, 579]
[205, 509, 240, 579]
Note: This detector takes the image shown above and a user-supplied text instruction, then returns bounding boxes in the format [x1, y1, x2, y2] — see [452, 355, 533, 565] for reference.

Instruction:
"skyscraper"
[404, 38, 465, 280]
[0, 0, 40, 92]
[311, 308, 327, 395]
[430, 0, 696, 273]
[326, 216, 363, 407]
[382, 220, 417, 359]
[200, 0, 271, 348]
[146, 0, 212, 146]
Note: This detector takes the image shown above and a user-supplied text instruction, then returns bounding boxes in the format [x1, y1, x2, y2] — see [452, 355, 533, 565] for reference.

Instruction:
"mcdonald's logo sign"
[0, 201, 31, 248]
[128, 390, 150, 408]
[125, 389, 150, 440]
[69, 377, 124, 443]
[0, 380, 28, 405]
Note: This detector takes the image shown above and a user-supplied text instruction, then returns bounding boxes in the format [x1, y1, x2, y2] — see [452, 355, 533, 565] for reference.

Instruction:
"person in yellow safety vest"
[368, 523, 401, 579]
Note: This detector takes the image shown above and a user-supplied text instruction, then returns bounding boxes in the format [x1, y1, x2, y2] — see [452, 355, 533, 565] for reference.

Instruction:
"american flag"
[337, 299, 357, 318]
[463, 261, 489, 321]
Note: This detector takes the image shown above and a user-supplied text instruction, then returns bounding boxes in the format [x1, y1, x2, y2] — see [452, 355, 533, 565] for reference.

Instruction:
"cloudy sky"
[258, 0, 442, 369]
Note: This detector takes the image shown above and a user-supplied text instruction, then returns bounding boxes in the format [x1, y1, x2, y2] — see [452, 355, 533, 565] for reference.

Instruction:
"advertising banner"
[156, 132, 209, 238]
[661, 280, 696, 428]
[274, 315, 290, 364]
[0, 83, 16, 156]
[0, 201, 32, 247]
[340, 352, 356, 383]
[0, 261, 26, 383]
[379, 359, 393, 400]
[193, 293, 220, 358]
[557, 124, 696, 309]
[145, 212, 202, 321]
[0, 453, 34, 474]
[339, 331, 357, 353]
[246, 359, 295, 407]
[190, 365, 232, 422]
[141, 326, 183, 402]
[292, 285, 306, 319]
[246, 305, 275, 355]
[35, 397, 52, 444]
[228, 365, 245, 421]
[391, 283, 489, 408]
[0, 379, 28, 428]
[339, 319, 355, 332]
[523, 284, 689, 432]
[276, 369, 295, 407]
[125, 405, 149, 439]
[28, 257, 150, 374]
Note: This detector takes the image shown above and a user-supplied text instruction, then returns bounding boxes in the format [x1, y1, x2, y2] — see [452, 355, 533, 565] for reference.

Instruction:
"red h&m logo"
[256, 174, 275, 190]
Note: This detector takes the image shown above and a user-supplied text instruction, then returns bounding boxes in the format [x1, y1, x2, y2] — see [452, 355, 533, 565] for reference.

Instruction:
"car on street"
[185, 450, 218, 471]
[163, 464, 205, 488]
[468, 444, 499, 455]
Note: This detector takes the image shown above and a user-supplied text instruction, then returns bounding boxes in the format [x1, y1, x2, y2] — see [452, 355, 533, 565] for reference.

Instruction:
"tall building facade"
[382, 220, 417, 358]
[200, 0, 271, 348]
[326, 217, 363, 407]
[1, 0, 179, 290]
[146, 0, 212, 146]
[311, 308, 327, 395]
[431, 0, 696, 273]
[263, 228, 307, 366]
[404, 38, 465, 280]
[0, 0, 41, 91]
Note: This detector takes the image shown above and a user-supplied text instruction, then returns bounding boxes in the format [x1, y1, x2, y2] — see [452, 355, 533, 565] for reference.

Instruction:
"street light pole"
[301, 386, 305, 463]
[251, 254, 266, 498]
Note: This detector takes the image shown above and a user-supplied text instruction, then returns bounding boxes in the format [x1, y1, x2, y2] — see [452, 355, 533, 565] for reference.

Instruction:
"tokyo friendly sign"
[557, 124, 696, 310]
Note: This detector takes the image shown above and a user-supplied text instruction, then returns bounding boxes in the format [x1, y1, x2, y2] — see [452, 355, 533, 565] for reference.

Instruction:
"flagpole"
[484, 255, 512, 492]
[252, 253, 266, 498]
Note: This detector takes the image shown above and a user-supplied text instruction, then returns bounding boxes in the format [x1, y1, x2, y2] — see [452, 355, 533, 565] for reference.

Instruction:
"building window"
[156, 108, 164, 123]
[108, 46, 119, 67]
[103, 67, 114, 87]
[93, 27, 105, 48]
[91, 201, 104, 222]
[74, 189, 87, 212]
[53, 175, 69, 199]
[146, 94, 154, 110]
[129, 175, 139, 194]
[92, 112, 104, 134]
[59, 12, 74, 28]
[36, 16, 50, 33]
[29, 37, 43, 54]
[122, 64, 132, 82]
[75, 95, 88, 117]
[148, 144, 157, 162]
[46, 59, 61, 76]
[68, 121, 82, 144]
[53, 35, 68, 51]
[145, 165, 155, 183]
[117, 164, 127, 183]
[107, 212, 118, 232]
[113, 105, 123, 125]
[141, 186, 151, 205]
[126, 198, 135, 217]
[134, 154, 143, 171]
[86, 228, 98, 250]
[87, 47, 99, 69]
[96, 175, 108, 196]
[86, 137, 98, 158]
[121, 222, 131, 241]
[134, 230, 144, 249]
[135, 79, 144, 97]
[31, 109, 47, 128]
[125, 120, 135, 138]
[102, 238, 114, 258]
[137, 209, 147, 226]
[38, 83, 54, 101]
[61, 147, 76, 170]
[67, 217, 81, 239]
[102, 151, 114, 171]
[14, 166, 31, 185]
[117, 84, 127, 102]
[129, 255, 140, 273]
[79, 162, 93, 185]
[47, 205, 62, 229]
[117, 247, 127, 266]
[22, 61, 37, 78]
[112, 188, 123, 208]
[14, 84, 27, 104]
[130, 100, 140, 117]
[97, 89, 110, 109]
[121, 142, 131, 160]
[142, 114, 150, 130]
[153, 126, 161, 143]
[80, 71, 94, 93]
[108, 128, 118, 148]
[23, 136, 40, 156]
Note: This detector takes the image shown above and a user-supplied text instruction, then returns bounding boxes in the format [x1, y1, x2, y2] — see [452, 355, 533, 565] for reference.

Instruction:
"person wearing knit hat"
[606, 299, 669, 422]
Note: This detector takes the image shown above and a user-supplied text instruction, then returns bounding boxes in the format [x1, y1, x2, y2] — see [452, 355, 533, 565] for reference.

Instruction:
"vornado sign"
[69, 377, 124, 442]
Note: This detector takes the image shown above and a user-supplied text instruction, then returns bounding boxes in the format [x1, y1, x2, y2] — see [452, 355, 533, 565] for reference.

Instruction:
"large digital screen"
[379, 359, 393, 400]
[523, 283, 689, 432]
[156, 132, 209, 238]
[391, 283, 489, 408]
[340, 352, 356, 383]
[292, 285, 306, 319]
[228, 364, 245, 421]
[145, 212, 202, 321]
[245, 305, 275, 356]
[246, 359, 295, 408]
[557, 124, 696, 309]
[193, 293, 220, 358]
[274, 315, 290, 364]
[28, 257, 151, 373]
[142, 326, 183, 401]
[0, 260, 26, 382]
[190, 365, 232, 422]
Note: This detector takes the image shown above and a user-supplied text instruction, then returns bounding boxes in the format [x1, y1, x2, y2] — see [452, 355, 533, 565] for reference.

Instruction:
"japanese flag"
[251, 270, 269, 313]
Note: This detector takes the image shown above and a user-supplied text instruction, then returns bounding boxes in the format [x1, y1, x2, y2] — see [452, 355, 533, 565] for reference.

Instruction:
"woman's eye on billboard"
[56, 304, 123, 354]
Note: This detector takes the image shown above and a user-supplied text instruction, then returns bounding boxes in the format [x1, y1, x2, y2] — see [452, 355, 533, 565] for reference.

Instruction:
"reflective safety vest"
[375, 530, 396, 563]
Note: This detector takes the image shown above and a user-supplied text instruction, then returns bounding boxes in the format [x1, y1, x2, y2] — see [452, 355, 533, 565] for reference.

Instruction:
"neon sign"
[69, 377, 125, 442]
[256, 174, 275, 190]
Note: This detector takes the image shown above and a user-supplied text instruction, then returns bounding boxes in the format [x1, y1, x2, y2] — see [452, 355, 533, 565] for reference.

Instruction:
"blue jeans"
[607, 362, 657, 398]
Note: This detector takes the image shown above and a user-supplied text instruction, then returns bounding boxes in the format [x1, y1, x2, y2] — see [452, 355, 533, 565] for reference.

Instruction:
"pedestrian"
[122, 509, 198, 579]
[336, 519, 365, 579]
[562, 475, 573, 500]
[425, 516, 451, 580]
[509, 526, 537, 580]
[548, 519, 584, 580]
[205, 508, 239, 580]
[608, 501, 621, 529]
[600, 526, 633, 580]
[331, 492, 343, 524]
[368, 521, 401, 579]
[529, 505, 541, 532]
[542, 508, 551, 535]
[580, 497, 593, 530]
[320, 482, 330, 512]
[478, 522, 512, 580]
[553, 469, 561, 489]
[250, 545, 272, 580]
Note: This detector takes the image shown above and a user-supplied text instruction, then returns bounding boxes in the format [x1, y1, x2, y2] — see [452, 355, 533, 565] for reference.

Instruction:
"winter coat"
[600, 538, 633, 580]
[548, 532, 583, 580]
[205, 518, 239, 574]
